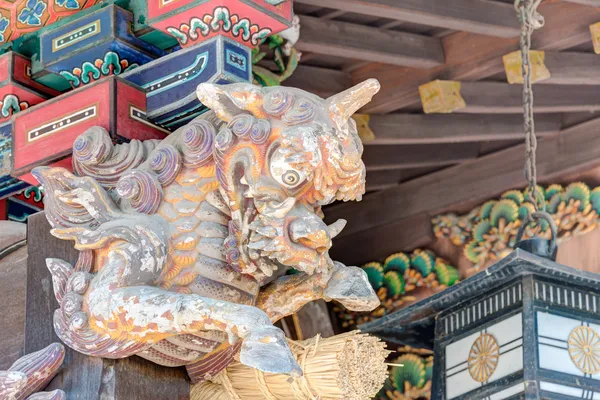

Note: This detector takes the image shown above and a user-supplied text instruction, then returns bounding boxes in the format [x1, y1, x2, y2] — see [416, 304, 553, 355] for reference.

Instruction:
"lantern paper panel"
[445, 313, 524, 399]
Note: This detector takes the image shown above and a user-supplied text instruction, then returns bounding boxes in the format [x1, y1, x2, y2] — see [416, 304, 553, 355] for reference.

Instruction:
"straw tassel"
[191, 331, 390, 400]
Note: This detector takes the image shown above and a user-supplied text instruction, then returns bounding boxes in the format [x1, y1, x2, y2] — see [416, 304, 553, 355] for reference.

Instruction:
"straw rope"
[254, 369, 279, 400]
[190, 382, 229, 400]
[191, 331, 390, 400]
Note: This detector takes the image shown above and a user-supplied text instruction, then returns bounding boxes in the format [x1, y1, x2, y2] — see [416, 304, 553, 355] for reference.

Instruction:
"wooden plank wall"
[0, 222, 27, 369]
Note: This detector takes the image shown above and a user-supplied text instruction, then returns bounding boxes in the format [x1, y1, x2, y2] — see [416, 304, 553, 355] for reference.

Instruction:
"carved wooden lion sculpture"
[34, 79, 381, 381]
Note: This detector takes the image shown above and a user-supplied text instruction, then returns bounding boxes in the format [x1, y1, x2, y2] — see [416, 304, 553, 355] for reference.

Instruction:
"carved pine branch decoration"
[335, 249, 460, 330]
[433, 183, 600, 269]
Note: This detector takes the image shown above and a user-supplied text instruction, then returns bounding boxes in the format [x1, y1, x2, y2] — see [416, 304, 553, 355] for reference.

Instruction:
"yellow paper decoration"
[503, 50, 551, 84]
[418, 80, 466, 114]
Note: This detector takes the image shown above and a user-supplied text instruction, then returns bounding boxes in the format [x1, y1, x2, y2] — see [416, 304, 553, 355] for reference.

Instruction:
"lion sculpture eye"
[270, 147, 306, 189]
[282, 170, 300, 185]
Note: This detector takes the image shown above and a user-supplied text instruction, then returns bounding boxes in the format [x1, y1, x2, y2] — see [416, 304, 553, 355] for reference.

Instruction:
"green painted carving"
[211, 7, 232, 31]
[59, 51, 138, 88]
[335, 249, 459, 330]
[0, 93, 25, 117]
[377, 348, 434, 400]
[433, 182, 600, 269]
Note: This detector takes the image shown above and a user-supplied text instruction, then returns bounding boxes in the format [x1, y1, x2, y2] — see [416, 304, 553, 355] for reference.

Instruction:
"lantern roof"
[359, 249, 600, 349]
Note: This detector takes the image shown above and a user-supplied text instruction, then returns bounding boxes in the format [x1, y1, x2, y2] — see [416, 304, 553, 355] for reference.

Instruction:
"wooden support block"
[130, 0, 294, 48]
[591, 21, 600, 54]
[38, 5, 166, 90]
[0, 1, 103, 47]
[122, 37, 251, 130]
[503, 50, 551, 84]
[419, 80, 466, 114]
[352, 114, 375, 143]
[504, 51, 600, 85]
[365, 114, 561, 145]
[25, 212, 190, 399]
[12, 76, 167, 185]
[0, 52, 59, 199]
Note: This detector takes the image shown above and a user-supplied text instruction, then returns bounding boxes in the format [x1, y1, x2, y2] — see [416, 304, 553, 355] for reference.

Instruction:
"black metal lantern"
[360, 2, 600, 399]
[360, 250, 600, 399]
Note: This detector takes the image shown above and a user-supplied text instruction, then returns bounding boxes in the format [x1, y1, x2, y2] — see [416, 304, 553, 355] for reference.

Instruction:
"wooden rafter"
[504, 51, 600, 85]
[362, 143, 479, 171]
[420, 81, 600, 114]
[352, 2, 600, 113]
[563, 0, 600, 5]
[325, 117, 600, 240]
[294, 0, 521, 38]
[296, 16, 445, 68]
[365, 114, 561, 144]
[365, 168, 440, 192]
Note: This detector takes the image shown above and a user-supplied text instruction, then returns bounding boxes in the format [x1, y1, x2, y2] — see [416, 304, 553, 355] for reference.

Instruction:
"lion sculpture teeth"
[35, 79, 381, 381]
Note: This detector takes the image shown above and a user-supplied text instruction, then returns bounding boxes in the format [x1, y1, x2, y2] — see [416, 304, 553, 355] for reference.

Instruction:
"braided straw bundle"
[191, 331, 390, 400]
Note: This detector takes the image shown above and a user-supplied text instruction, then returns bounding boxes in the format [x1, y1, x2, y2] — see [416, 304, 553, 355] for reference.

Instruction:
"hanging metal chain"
[512, 0, 559, 251]
[514, 0, 545, 211]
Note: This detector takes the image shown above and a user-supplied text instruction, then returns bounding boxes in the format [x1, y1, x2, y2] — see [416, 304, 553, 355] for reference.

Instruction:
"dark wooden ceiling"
[275, 0, 600, 192]
[266, 0, 600, 265]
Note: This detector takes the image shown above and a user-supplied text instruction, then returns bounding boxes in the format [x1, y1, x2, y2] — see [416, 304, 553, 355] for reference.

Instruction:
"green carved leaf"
[383, 252, 410, 274]
[501, 190, 524, 205]
[434, 260, 459, 286]
[362, 262, 385, 290]
[545, 184, 563, 201]
[473, 220, 492, 242]
[390, 354, 426, 392]
[383, 271, 405, 298]
[564, 182, 590, 211]
[479, 200, 496, 220]
[590, 187, 600, 213]
[489, 199, 519, 226]
[411, 249, 435, 277]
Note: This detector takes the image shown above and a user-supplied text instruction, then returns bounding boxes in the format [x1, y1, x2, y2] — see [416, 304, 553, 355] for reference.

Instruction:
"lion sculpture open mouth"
[34, 79, 381, 381]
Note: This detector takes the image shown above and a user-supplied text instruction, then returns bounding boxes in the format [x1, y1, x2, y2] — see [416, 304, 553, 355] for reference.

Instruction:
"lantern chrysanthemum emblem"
[468, 334, 500, 382]
[568, 326, 600, 374]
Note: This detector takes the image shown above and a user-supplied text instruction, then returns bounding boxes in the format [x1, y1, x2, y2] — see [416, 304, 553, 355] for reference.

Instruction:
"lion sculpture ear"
[196, 82, 265, 122]
[327, 78, 381, 131]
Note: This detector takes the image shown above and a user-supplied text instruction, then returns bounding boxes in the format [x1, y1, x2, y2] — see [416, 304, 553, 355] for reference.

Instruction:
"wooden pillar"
[25, 212, 190, 399]
[0, 221, 27, 369]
